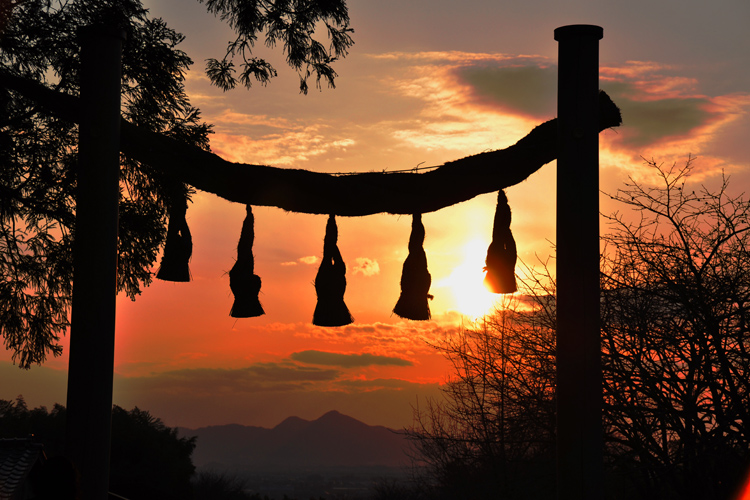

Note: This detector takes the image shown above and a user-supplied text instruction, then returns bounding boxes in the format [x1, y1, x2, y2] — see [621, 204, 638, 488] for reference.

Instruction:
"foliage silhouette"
[0, 396, 197, 500]
[109, 405, 196, 500]
[0, 0, 210, 367]
[192, 470, 253, 500]
[0, 0, 355, 368]
[406, 158, 750, 500]
[199, 0, 353, 93]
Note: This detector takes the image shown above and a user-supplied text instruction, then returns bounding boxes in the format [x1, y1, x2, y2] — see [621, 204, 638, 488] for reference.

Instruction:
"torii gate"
[2, 24, 612, 500]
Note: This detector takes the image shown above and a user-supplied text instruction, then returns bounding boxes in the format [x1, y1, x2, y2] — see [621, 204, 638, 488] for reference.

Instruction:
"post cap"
[554, 25, 603, 41]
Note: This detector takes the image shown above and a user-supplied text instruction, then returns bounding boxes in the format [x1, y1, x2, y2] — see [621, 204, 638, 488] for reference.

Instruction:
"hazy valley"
[179, 410, 415, 499]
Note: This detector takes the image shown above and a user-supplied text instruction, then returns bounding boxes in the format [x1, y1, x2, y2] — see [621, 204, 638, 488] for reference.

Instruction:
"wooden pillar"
[65, 25, 125, 500]
[554, 25, 603, 500]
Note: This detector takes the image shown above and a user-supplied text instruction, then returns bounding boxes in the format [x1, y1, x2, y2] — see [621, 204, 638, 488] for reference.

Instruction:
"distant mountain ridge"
[178, 410, 411, 470]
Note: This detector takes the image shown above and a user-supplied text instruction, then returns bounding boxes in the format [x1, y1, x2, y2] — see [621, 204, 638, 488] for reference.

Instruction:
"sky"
[2, 0, 749, 430]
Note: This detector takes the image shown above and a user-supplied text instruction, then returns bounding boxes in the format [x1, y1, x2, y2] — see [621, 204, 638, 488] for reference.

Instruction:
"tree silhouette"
[109, 405, 196, 500]
[601, 158, 750, 499]
[0, 397, 196, 500]
[406, 267, 557, 500]
[0, 0, 210, 368]
[199, 0, 353, 93]
[406, 159, 750, 500]
[0, 0, 360, 368]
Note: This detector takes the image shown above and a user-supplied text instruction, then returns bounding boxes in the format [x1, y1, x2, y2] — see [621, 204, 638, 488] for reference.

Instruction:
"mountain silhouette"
[178, 410, 411, 470]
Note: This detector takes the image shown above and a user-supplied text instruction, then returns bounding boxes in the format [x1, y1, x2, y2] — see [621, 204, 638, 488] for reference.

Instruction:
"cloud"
[368, 51, 539, 65]
[290, 350, 413, 368]
[280, 255, 320, 266]
[602, 81, 712, 147]
[120, 362, 342, 396]
[351, 257, 380, 276]
[377, 53, 748, 169]
[209, 125, 355, 166]
[291, 317, 461, 358]
[449, 57, 739, 154]
[0, 359, 445, 430]
[0, 361, 68, 408]
[455, 64, 557, 118]
[337, 378, 425, 390]
[113, 373, 444, 429]
[212, 110, 297, 129]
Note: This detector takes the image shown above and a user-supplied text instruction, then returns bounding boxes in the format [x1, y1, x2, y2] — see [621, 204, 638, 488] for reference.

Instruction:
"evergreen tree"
[0, 397, 197, 500]
[0, 0, 353, 368]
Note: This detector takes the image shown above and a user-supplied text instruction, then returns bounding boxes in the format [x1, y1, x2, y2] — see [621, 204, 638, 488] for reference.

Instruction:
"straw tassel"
[484, 190, 517, 294]
[229, 206, 265, 318]
[156, 198, 192, 282]
[312, 215, 353, 327]
[393, 214, 433, 320]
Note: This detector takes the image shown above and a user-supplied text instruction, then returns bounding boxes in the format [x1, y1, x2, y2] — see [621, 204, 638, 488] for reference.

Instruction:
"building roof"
[0, 438, 45, 500]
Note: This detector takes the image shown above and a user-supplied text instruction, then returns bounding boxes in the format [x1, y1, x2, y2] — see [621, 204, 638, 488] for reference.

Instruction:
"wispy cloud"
[290, 317, 460, 359]
[210, 128, 355, 166]
[384, 52, 750, 181]
[125, 362, 342, 396]
[280, 255, 319, 266]
[368, 51, 543, 64]
[290, 350, 413, 368]
[351, 257, 380, 276]
[376, 52, 749, 178]
[338, 377, 425, 390]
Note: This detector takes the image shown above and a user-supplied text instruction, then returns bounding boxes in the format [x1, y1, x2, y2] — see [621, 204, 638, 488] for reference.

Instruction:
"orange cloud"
[351, 257, 380, 276]
[371, 52, 749, 185]
[280, 255, 320, 266]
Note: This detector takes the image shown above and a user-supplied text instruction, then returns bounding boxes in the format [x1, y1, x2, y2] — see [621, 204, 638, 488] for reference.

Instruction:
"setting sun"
[439, 239, 507, 319]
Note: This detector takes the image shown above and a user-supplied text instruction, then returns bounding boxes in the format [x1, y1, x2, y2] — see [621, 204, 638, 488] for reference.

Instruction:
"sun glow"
[439, 239, 504, 319]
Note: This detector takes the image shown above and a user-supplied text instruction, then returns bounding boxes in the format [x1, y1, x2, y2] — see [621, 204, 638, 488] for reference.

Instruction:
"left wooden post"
[65, 25, 125, 500]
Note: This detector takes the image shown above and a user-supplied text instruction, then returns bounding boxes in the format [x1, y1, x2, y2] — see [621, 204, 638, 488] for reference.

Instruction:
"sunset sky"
[2, 0, 749, 430]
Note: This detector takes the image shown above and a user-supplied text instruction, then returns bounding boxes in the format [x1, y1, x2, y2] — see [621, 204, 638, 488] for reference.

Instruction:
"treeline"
[0, 397, 306, 500]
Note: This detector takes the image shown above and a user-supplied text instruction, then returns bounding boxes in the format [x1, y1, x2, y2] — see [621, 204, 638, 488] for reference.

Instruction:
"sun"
[439, 239, 506, 319]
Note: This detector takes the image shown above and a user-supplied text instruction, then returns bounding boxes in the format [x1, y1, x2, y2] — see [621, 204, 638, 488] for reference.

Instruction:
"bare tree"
[405, 158, 750, 500]
[406, 264, 557, 500]
[601, 157, 750, 499]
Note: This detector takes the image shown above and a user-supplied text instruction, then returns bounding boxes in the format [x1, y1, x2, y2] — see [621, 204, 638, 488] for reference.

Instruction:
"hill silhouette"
[178, 410, 411, 470]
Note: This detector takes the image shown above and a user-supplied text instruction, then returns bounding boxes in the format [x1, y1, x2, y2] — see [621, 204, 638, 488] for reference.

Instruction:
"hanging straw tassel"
[484, 190, 517, 293]
[393, 214, 433, 320]
[312, 215, 353, 327]
[229, 206, 265, 318]
[156, 198, 192, 282]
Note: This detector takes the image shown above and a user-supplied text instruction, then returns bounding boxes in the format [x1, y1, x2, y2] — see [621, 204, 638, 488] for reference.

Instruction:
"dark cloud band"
[291, 350, 413, 367]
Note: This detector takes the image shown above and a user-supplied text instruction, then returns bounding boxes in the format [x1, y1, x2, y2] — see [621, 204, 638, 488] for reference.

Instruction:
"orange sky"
[2, 0, 749, 430]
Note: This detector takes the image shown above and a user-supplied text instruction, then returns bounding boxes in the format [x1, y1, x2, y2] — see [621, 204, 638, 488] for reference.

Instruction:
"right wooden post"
[554, 24, 604, 500]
